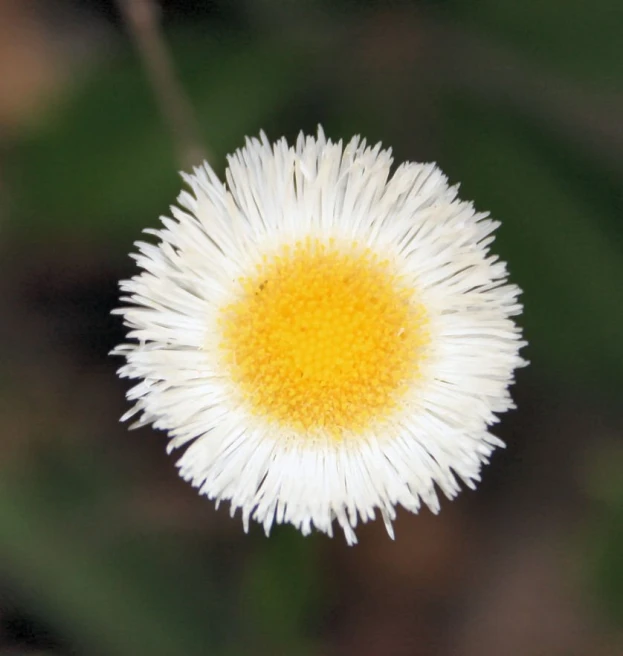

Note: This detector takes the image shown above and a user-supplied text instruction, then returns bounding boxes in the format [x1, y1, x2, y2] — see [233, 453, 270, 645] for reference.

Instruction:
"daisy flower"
[113, 128, 526, 545]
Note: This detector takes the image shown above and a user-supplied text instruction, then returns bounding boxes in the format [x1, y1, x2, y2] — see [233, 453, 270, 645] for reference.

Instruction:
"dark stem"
[116, 0, 209, 169]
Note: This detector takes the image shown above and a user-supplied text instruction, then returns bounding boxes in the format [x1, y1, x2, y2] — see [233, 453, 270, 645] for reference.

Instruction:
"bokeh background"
[1, 1, 622, 654]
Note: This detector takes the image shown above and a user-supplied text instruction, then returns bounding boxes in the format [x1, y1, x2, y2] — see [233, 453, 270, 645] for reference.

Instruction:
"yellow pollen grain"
[218, 238, 429, 439]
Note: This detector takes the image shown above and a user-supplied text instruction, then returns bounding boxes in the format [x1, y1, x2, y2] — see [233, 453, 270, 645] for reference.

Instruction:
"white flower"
[113, 128, 526, 545]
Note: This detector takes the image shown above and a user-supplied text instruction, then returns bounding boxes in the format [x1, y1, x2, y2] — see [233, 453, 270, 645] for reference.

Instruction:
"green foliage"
[242, 527, 322, 652]
[584, 447, 623, 626]
[450, 0, 623, 90]
[6, 32, 307, 244]
[0, 447, 227, 656]
[440, 98, 623, 387]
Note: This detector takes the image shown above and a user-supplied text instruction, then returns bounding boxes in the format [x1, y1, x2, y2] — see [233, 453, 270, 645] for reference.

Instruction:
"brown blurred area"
[0, 0, 64, 135]
[1, 1, 622, 655]
[0, 0, 112, 138]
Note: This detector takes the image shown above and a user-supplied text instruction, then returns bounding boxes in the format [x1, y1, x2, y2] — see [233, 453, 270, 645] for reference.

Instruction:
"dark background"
[1, 1, 622, 654]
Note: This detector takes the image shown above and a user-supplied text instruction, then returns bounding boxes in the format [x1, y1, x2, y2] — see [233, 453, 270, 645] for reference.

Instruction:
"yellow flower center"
[218, 238, 429, 439]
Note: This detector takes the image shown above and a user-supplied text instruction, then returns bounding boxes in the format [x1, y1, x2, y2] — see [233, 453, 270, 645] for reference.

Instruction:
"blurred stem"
[116, 0, 208, 169]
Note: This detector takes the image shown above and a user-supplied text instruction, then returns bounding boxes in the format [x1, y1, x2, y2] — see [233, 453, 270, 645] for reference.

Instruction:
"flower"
[113, 128, 526, 545]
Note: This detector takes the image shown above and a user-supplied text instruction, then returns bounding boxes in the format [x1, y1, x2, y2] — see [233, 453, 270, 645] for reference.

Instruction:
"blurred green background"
[1, 0, 622, 654]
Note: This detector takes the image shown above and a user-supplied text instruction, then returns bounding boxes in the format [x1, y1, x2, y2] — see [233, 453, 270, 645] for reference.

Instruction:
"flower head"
[113, 128, 526, 544]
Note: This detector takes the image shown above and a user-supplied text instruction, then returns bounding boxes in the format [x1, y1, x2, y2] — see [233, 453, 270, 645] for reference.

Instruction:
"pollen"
[218, 238, 430, 438]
